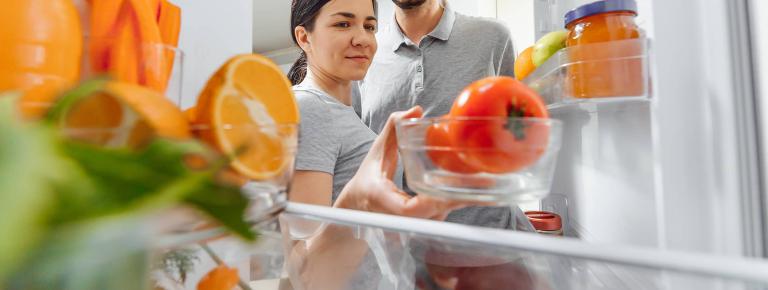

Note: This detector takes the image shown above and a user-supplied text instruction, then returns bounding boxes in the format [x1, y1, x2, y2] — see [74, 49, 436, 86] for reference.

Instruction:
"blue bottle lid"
[564, 0, 638, 27]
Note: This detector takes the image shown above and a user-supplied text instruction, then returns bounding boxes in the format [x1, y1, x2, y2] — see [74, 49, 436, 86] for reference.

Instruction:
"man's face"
[391, 0, 427, 9]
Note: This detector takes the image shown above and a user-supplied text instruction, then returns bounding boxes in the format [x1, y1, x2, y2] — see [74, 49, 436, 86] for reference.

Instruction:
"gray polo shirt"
[354, 2, 516, 134]
[353, 3, 518, 230]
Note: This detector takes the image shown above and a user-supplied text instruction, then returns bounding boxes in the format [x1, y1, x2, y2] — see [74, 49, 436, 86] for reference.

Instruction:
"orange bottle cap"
[525, 211, 562, 231]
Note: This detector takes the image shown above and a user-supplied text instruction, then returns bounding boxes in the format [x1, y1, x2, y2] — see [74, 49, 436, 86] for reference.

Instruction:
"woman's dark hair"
[288, 0, 378, 85]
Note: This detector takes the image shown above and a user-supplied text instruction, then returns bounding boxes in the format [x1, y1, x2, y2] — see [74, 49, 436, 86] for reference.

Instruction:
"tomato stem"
[507, 105, 528, 140]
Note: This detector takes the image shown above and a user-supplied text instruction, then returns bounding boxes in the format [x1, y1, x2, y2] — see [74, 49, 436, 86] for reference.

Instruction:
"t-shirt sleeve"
[294, 92, 339, 174]
[494, 24, 516, 78]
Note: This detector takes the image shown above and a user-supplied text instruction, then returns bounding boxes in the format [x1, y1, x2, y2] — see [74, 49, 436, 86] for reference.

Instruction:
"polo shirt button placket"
[415, 65, 423, 93]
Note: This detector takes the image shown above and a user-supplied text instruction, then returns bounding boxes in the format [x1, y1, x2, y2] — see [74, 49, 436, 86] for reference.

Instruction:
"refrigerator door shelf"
[524, 38, 652, 109]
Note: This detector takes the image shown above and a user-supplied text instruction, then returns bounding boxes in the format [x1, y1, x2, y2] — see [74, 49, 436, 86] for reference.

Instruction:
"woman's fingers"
[367, 180, 411, 215]
[382, 105, 424, 134]
[402, 195, 499, 220]
[365, 106, 423, 180]
[402, 195, 459, 220]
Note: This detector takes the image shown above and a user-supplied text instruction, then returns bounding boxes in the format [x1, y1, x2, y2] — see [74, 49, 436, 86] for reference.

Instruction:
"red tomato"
[448, 77, 549, 174]
[426, 121, 480, 174]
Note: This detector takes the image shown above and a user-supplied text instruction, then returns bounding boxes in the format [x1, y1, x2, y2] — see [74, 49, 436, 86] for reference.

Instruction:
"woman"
[282, 0, 475, 288]
[287, 0, 463, 219]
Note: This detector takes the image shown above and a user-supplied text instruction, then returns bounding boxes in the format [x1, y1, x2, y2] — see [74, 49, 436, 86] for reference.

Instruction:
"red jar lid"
[525, 211, 562, 231]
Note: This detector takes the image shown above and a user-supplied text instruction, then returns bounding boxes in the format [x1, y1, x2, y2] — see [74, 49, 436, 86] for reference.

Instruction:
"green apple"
[532, 30, 568, 67]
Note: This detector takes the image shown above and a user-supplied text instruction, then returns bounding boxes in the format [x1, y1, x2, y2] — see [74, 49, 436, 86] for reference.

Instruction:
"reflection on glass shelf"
[151, 230, 285, 290]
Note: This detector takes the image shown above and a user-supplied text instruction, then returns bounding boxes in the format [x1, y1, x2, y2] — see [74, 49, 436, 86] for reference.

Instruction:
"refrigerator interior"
[524, 0, 767, 258]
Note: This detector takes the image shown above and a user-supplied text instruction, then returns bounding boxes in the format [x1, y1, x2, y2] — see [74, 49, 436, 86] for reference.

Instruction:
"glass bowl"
[396, 117, 562, 204]
[82, 39, 185, 105]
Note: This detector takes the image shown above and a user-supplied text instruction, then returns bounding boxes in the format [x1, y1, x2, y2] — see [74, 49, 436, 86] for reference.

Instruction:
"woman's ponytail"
[288, 51, 308, 85]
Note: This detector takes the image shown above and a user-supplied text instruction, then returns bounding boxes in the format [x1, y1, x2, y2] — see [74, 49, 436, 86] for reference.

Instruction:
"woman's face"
[298, 0, 378, 82]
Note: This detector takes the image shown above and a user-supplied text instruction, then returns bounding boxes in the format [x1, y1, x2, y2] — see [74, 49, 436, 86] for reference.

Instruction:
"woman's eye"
[335, 22, 350, 28]
[365, 24, 377, 32]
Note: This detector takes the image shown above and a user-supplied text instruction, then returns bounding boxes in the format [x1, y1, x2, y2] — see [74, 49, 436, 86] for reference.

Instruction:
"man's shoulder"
[453, 13, 511, 38]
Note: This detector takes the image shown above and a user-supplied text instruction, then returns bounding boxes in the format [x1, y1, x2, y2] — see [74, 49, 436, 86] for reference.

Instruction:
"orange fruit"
[197, 265, 239, 290]
[514, 46, 536, 81]
[58, 81, 190, 147]
[192, 54, 298, 180]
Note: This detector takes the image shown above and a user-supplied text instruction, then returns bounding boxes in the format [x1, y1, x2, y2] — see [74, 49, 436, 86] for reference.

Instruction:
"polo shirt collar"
[387, 0, 457, 52]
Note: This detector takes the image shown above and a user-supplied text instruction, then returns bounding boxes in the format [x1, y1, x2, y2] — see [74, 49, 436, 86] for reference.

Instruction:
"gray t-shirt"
[293, 81, 379, 201]
[353, 4, 517, 230]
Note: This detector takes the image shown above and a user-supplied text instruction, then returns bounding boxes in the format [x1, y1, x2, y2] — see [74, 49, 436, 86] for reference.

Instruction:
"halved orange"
[192, 54, 298, 180]
[58, 81, 190, 147]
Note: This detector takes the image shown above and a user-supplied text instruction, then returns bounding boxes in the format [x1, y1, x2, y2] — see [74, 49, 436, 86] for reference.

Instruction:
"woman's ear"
[295, 26, 311, 53]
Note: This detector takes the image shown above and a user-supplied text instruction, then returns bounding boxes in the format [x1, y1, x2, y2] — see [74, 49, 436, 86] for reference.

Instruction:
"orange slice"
[58, 81, 189, 147]
[192, 54, 298, 180]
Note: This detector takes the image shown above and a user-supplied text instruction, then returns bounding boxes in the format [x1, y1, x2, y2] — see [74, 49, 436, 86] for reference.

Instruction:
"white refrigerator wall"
[651, 0, 762, 256]
[175, 0, 253, 109]
[751, 0, 768, 257]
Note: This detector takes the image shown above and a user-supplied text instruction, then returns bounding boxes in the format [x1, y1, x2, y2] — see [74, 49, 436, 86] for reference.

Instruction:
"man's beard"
[392, 0, 427, 9]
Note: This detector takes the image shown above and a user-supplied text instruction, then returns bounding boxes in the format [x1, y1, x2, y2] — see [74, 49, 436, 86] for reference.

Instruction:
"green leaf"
[43, 78, 109, 125]
[0, 96, 84, 283]
[6, 215, 152, 290]
[56, 138, 255, 240]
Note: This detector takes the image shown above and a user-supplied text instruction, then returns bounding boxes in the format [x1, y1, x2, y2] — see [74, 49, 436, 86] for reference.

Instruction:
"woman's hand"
[334, 106, 475, 220]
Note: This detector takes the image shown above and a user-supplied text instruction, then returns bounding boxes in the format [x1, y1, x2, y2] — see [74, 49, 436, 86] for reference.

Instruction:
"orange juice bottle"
[0, 0, 83, 118]
[564, 0, 644, 98]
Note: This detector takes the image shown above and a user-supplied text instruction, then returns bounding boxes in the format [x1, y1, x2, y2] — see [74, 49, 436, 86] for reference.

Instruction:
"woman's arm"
[289, 171, 333, 206]
[284, 106, 478, 289]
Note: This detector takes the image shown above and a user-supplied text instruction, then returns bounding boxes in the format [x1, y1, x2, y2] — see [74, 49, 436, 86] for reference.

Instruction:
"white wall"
[253, 1, 292, 52]
[175, 0, 253, 109]
[497, 0, 536, 51]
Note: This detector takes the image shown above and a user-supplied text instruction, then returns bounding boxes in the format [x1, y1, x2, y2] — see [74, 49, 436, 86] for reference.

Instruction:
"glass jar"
[564, 0, 644, 98]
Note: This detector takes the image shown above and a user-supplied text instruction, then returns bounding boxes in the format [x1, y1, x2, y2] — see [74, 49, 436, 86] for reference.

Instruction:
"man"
[354, 0, 521, 229]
